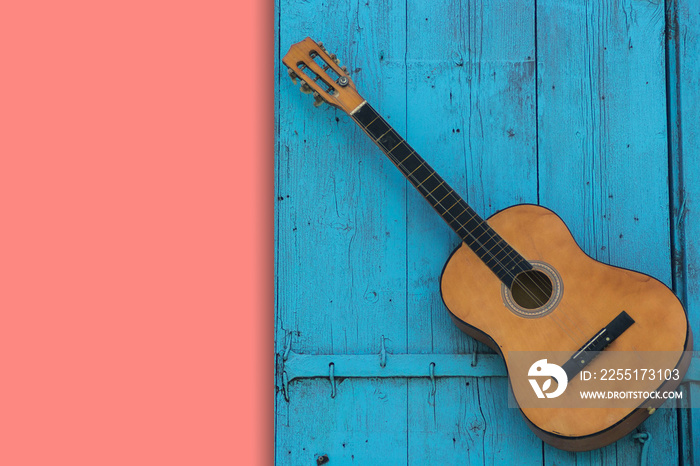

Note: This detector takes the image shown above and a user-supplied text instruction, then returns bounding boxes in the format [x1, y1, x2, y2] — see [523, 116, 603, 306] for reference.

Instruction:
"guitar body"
[441, 204, 692, 451]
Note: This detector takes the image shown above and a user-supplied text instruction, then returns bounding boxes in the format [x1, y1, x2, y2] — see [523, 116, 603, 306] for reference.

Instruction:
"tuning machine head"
[299, 81, 313, 94]
[283, 37, 363, 114]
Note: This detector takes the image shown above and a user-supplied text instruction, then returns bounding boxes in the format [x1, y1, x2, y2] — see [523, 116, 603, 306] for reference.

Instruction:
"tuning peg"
[329, 53, 340, 65]
[311, 91, 325, 107]
[287, 68, 298, 85]
[341, 66, 348, 73]
[300, 81, 313, 94]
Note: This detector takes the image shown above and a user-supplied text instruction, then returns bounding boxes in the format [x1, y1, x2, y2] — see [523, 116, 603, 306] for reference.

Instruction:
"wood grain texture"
[276, 0, 410, 462]
[537, 0, 671, 281]
[671, 0, 700, 463]
[277, 0, 408, 357]
[277, 378, 409, 464]
[275, 0, 699, 463]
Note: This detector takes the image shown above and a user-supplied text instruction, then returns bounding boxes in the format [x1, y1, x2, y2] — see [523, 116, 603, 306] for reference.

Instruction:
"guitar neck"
[350, 101, 531, 287]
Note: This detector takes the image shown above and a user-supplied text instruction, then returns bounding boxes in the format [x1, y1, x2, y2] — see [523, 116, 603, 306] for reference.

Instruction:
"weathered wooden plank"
[277, 0, 408, 355]
[404, 0, 542, 463]
[283, 351, 508, 380]
[403, 0, 538, 353]
[671, 0, 700, 463]
[537, 0, 671, 282]
[275, 0, 409, 463]
[274, 0, 282, 456]
[678, 381, 700, 466]
[277, 378, 408, 465]
[672, 0, 700, 343]
[284, 350, 700, 381]
[407, 378, 543, 464]
[536, 0, 680, 464]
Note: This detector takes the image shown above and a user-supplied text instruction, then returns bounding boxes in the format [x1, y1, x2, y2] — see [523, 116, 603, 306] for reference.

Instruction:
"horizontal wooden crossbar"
[282, 351, 700, 383]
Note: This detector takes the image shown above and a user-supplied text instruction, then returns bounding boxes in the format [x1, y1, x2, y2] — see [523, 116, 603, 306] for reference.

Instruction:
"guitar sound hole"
[511, 270, 553, 310]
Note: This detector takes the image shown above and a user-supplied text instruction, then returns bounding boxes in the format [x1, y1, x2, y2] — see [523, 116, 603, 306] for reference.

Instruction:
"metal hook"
[279, 332, 293, 402]
[329, 363, 337, 398]
[471, 352, 478, 367]
[429, 362, 436, 397]
[281, 371, 290, 402]
[676, 197, 687, 229]
[282, 332, 292, 361]
[632, 431, 651, 466]
[379, 335, 387, 368]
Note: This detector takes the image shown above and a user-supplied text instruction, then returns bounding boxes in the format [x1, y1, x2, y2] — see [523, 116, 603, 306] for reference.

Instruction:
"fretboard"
[351, 101, 531, 288]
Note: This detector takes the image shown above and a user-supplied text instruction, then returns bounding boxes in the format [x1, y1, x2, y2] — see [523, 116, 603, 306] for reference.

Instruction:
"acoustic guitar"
[281, 37, 692, 451]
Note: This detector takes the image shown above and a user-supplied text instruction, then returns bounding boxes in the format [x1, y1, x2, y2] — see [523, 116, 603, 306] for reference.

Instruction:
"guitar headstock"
[282, 38, 365, 114]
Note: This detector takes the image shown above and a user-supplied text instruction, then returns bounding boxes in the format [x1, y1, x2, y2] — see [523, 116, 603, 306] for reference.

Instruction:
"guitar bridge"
[561, 311, 635, 380]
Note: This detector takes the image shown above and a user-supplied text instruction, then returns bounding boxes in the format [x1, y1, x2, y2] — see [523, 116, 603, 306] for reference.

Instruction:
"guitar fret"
[377, 129, 392, 142]
[493, 245, 513, 265]
[388, 141, 403, 153]
[465, 224, 492, 248]
[472, 229, 499, 248]
[472, 227, 491, 243]
[415, 171, 435, 189]
[426, 180, 445, 196]
[399, 150, 415, 165]
[444, 199, 462, 215]
[479, 241, 516, 269]
[484, 254, 504, 266]
[364, 117, 392, 140]
[502, 247, 523, 266]
[467, 235, 489, 252]
[450, 208, 480, 230]
[483, 241, 509, 264]
[416, 175, 443, 197]
[499, 245, 518, 262]
[407, 161, 426, 177]
[453, 213, 479, 233]
[436, 190, 454, 206]
[472, 239, 499, 259]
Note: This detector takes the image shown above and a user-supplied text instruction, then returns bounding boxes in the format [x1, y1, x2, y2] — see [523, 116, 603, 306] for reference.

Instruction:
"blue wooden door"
[275, 0, 700, 464]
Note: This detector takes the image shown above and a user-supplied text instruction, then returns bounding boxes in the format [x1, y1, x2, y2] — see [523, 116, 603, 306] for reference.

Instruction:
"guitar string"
[379, 140, 585, 344]
[364, 121, 585, 344]
[361, 121, 550, 300]
[370, 128, 554, 307]
[384, 143, 555, 308]
[338, 98, 583, 341]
